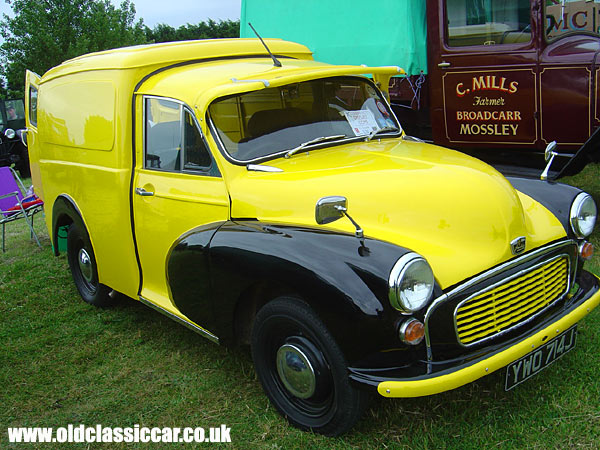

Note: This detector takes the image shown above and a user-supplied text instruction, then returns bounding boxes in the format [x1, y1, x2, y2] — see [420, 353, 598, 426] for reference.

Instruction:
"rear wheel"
[66, 223, 115, 307]
[251, 296, 368, 436]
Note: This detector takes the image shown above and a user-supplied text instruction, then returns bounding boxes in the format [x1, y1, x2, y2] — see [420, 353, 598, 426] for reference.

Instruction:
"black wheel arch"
[51, 195, 86, 256]
[167, 220, 436, 364]
[507, 176, 584, 237]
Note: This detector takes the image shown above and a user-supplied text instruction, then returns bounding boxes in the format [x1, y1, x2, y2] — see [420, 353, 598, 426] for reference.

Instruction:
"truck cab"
[0, 98, 29, 177]
[424, 0, 600, 172]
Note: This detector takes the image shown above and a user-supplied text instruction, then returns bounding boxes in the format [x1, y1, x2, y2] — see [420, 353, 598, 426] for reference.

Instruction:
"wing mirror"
[315, 196, 347, 225]
[545, 141, 557, 162]
[541, 141, 557, 181]
[315, 196, 367, 252]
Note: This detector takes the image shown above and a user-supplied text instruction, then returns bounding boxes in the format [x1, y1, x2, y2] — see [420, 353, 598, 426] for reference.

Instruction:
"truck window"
[145, 97, 215, 174]
[209, 76, 399, 163]
[29, 87, 38, 126]
[545, 0, 600, 40]
[446, 0, 531, 47]
[145, 98, 182, 171]
[183, 110, 214, 173]
[5, 99, 25, 121]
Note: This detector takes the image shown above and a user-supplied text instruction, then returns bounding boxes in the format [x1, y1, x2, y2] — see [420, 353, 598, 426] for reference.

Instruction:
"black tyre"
[16, 162, 30, 178]
[16, 145, 30, 178]
[66, 223, 115, 307]
[251, 296, 369, 436]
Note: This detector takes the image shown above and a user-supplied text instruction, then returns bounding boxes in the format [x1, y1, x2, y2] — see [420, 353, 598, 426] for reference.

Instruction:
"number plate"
[505, 325, 577, 391]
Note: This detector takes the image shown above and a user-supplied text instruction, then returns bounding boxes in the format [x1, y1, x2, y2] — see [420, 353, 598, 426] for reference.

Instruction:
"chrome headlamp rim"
[388, 252, 434, 314]
[570, 192, 597, 238]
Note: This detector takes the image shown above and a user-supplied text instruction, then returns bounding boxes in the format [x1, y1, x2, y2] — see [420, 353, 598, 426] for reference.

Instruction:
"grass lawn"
[2, 167, 600, 449]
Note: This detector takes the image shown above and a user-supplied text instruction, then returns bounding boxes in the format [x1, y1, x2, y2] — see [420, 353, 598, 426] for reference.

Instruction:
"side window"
[145, 98, 182, 171]
[446, 0, 531, 47]
[145, 97, 217, 175]
[183, 110, 212, 171]
[29, 87, 38, 126]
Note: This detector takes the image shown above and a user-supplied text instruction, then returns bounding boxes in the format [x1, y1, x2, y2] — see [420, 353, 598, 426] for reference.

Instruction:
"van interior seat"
[247, 107, 309, 138]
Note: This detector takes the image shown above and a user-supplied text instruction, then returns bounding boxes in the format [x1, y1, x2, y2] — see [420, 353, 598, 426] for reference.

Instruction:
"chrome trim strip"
[246, 164, 284, 173]
[231, 77, 270, 87]
[423, 239, 576, 363]
[139, 296, 219, 344]
[453, 253, 571, 347]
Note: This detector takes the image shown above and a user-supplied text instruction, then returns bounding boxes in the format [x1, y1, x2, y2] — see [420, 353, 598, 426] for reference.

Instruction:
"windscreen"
[209, 76, 400, 163]
[4, 99, 25, 121]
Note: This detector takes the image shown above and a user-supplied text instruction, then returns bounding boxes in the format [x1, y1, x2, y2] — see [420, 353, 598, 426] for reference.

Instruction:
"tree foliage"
[0, 0, 240, 99]
[0, 0, 146, 98]
[144, 19, 240, 44]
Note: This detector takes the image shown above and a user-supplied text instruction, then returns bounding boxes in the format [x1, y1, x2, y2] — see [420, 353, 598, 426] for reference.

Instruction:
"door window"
[145, 97, 217, 175]
[445, 0, 531, 47]
[29, 87, 38, 126]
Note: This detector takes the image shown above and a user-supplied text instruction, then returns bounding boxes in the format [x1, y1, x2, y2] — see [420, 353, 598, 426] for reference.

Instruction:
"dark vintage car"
[1, 98, 30, 177]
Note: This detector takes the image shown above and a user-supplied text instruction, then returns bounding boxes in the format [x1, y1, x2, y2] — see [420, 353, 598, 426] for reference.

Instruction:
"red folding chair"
[0, 166, 44, 252]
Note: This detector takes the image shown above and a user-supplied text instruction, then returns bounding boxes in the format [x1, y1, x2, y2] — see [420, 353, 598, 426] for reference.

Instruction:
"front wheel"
[251, 297, 368, 436]
[66, 223, 115, 307]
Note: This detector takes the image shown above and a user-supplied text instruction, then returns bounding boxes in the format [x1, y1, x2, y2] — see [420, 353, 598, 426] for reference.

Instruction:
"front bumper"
[352, 270, 600, 398]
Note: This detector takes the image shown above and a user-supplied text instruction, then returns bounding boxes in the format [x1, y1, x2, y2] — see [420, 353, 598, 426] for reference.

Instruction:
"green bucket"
[57, 225, 68, 252]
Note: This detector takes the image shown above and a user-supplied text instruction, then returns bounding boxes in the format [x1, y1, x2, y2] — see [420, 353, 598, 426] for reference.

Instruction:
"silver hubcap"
[276, 343, 316, 399]
[78, 248, 93, 283]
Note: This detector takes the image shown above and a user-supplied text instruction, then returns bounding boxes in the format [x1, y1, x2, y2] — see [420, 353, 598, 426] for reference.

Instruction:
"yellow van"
[26, 39, 600, 436]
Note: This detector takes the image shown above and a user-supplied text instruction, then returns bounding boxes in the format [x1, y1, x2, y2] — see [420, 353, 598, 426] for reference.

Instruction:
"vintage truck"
[24, 38, 600, 436]
[0, 97, 30, 177]
[241, 0, 600, 177]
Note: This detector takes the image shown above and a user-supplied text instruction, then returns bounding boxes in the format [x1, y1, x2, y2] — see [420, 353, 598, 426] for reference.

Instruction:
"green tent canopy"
[240, 0, 428, 76]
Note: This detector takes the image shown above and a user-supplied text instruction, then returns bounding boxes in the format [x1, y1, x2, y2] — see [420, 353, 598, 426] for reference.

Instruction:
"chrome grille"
[455, 256, 569, 346]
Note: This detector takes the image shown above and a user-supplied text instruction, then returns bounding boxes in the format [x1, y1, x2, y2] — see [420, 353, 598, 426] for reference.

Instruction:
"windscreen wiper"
[284, 134, 346, 158]
[364, 126, 400, 142]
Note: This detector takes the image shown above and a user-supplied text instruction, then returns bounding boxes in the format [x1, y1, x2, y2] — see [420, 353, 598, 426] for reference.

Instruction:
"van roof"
[41, 38, 315, 82]
[135, 58, 404, 113]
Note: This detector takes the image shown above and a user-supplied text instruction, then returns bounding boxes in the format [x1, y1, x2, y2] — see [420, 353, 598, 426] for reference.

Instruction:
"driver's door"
[132, 95, 229, 325]
[429, 0, 539, 150]
[25, 70, 41, 189]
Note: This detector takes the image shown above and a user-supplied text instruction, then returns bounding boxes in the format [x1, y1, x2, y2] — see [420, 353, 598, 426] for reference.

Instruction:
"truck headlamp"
[4, 128, 15, 139]
[570, 193, 597, 238]
[389, 253, 434, 313]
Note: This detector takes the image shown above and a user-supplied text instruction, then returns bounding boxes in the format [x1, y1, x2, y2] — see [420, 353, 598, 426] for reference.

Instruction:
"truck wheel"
[16, 145, 30, 178]
[66, 223, 115, 307]
[16, 160, 30, 178]
[251, 296, 369, 436]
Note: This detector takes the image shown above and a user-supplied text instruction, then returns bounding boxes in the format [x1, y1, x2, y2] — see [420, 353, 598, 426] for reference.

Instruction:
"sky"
[0, 0, 242, 29]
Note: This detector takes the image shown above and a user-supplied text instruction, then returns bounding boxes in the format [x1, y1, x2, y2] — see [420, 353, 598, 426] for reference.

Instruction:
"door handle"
[135, 187, 154, 197]
[438, 61, 451, 68]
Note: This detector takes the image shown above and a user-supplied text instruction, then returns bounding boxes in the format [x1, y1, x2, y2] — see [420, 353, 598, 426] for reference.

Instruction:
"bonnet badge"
[510, 237, 526, 255]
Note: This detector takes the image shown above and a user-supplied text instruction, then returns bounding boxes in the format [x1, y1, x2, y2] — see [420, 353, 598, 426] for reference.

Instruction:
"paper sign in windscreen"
[344, 110, 379, 136]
